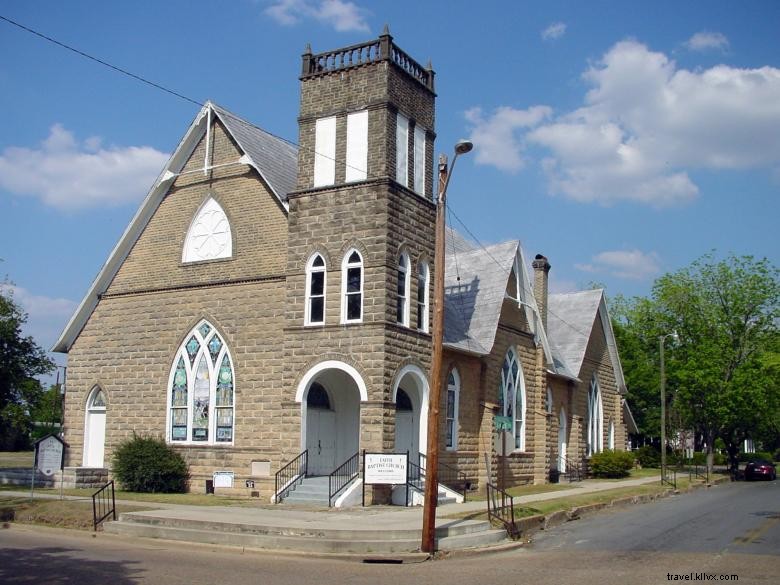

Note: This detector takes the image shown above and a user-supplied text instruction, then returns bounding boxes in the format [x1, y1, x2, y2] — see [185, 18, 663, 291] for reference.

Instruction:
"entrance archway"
[297, 362, 364, 476]
[392, 365, 429, 464]
[83, 386, 106, 467]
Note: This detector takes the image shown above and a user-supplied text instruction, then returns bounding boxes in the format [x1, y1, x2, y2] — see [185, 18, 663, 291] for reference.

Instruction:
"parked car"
[744, 460, 777, 481]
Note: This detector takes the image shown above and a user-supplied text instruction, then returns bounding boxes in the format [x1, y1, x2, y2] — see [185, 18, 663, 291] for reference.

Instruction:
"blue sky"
[1, 1, 778, 371]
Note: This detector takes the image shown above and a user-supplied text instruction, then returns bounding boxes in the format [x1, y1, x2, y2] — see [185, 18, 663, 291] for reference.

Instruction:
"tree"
[0, 285, 54, 450]
[619, 254, 779, 476]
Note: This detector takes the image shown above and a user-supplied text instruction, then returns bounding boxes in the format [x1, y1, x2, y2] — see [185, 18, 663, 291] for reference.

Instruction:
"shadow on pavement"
[0, 545, 143, 584]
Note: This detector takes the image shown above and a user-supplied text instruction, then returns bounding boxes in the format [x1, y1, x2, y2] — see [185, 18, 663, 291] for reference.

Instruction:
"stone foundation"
[60, 466, 110, 489]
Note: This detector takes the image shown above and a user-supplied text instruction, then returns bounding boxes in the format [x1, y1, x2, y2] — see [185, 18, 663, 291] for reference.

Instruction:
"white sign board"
[364, 453, 407, 485]
[36, 436, 64, 476]
[213, 471, 234, 488]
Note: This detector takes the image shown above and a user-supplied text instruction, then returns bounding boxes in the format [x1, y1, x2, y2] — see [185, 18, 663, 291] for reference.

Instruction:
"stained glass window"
[168, 320, 235, 444]
[499, 348, 525, 451]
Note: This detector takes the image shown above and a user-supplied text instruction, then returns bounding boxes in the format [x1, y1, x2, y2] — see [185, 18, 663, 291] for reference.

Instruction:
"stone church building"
[54, 31, 633, 503]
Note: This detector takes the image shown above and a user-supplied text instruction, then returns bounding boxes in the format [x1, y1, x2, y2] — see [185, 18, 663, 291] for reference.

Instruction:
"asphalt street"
[1, 481, 778, 585]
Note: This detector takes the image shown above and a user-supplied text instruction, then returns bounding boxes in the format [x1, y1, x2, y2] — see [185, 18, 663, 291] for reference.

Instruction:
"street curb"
[518, 478, 723, 540]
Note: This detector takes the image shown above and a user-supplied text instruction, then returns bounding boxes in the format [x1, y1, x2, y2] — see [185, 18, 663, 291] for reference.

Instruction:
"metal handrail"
[419, 453, 469, 500]
[559, 455, 583, 482]
[486, 483, 519, 538]
[683, 460, 709, 483]
[328, 452, 359, 507]
[661, 466, 677, 490]
[274, 450, 308, 503]
[92, 480, 116, 531]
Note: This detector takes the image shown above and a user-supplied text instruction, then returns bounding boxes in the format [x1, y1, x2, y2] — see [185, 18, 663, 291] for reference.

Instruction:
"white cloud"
[542, 22, 567, 41]
[576, 249, 661, 280]
[265, 0, 369, 32]
[0, 284, 77, 351]
[468, 39, 780, 207]
[0, 124, 169, 210]
[685, 31, 729, 52]
[465, 105, 552, 172]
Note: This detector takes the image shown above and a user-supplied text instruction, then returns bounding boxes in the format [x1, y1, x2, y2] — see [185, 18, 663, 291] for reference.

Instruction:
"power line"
[4, 14, 600, 345]
[0, 14, 204, 108]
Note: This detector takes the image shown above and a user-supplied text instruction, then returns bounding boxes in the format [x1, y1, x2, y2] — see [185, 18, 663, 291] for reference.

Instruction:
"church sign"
[364, 452, 408, 484]
[34, 434, 66, 476]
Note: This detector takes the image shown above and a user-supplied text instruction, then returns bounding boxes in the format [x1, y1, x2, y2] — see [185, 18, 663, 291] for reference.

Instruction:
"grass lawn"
[0, 496, 158, 530]
[0, 485, 267, 507]
[0, 451, 34, 469]
[445, 476, 698, 522]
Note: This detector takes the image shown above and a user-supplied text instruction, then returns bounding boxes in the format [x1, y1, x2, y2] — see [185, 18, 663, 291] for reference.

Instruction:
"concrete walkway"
[1, 474, 664, 535]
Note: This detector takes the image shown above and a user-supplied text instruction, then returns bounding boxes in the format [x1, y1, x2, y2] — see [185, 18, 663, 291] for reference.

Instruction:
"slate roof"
[547, 289, 603, 377]
[547, 289, 626, 391]
[53, 102, 299, 353]
[212, 104, 298, 204]
[443, 238, 518, 355]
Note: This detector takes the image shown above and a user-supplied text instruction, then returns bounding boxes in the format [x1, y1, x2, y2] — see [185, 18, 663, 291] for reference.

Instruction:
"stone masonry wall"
[63, 117, 290, 499]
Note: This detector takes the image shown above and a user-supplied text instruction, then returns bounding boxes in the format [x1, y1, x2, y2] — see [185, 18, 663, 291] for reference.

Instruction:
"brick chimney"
[532, 254, 551, 330]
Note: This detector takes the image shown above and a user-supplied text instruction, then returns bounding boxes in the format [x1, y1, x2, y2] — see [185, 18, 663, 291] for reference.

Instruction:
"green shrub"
[691, 451, 706, 466]
[714, 452, 726, 465]
[738, 451, 774, 463]
[112, 435, 188, 493]
[635, 445, 661, 468]
[774, 448, 780, 463]
[589, 449, 635, 478]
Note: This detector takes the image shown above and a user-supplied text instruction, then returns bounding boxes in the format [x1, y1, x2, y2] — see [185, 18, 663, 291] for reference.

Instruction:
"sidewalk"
[2, 474, 673, 556]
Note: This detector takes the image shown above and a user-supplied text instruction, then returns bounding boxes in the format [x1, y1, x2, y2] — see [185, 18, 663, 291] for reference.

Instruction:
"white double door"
[306, 408, 337, 475]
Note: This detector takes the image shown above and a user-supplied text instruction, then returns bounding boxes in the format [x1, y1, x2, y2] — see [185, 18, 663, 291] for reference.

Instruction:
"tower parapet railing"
[301, 27, 434, 92]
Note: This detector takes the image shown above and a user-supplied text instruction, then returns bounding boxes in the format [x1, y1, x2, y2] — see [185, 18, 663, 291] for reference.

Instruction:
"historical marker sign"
[34, 434, 66, 476]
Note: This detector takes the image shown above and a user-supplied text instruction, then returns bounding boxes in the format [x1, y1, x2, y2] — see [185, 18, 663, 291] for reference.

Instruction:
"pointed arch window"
[397, 252, 410, 326]
[305, 253, 326, 325]
[182, 197, 232, 263]
[587, 376, 604, 456]
[168, 320, 235, 444]
[417, 261, 429, 332]
[499, 348, 526, 451]
[446, 369, 460, 450]
[341, 250, 363, 323]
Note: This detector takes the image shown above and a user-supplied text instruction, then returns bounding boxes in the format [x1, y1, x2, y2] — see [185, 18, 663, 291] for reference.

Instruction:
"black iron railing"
[407, 458, 425, 502]
[689, 462, 709, 483]
[329, 452, 359, 507]
[661, 466, 677, 490]
[419, 453, 469, 500]
[92, 480, 116, 531]
[559, 455, 583, 482]
[486, 483, 520, 539]
[274, 450, 308, 503]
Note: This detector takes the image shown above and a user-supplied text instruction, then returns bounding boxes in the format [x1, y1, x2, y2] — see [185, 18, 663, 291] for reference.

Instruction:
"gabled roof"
[211, 104, 297, 205]
[443, 231, 553, 366]
[547, 289, 627, 393]
[53, 102, 298, 353]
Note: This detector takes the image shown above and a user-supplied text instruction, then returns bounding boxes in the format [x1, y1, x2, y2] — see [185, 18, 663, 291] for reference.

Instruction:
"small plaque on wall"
[213, 471, 234, 488]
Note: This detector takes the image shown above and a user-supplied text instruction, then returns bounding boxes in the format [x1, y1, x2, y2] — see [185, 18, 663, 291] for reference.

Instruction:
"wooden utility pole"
[421, 154, 449, 553]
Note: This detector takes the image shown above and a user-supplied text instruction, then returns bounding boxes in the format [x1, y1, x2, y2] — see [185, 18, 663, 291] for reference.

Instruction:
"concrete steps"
[103, 511, 508, 554]
[281, 475, 330, 506]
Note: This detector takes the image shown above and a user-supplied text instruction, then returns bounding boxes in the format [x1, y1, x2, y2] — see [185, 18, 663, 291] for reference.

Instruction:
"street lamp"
[421, 139, 473, 554]
[659, 331, 679, 475]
